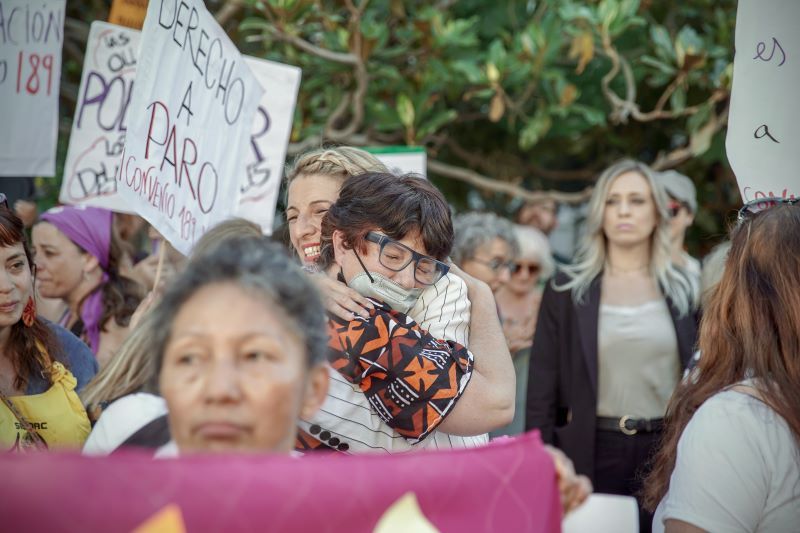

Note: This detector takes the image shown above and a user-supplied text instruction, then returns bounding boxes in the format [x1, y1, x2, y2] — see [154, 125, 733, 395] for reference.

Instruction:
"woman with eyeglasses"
[298, 171, 516, 453]
[284, 146, 472, 346]
[0, 198, 97, 452]
[645, 200, 800, 532]
[525, 160, 699, 533]
[492, 224, 555, 438]
[451, 212, 518, 295]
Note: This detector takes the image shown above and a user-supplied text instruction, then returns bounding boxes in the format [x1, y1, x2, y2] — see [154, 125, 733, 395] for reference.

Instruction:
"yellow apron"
[1, 362, 92, 452]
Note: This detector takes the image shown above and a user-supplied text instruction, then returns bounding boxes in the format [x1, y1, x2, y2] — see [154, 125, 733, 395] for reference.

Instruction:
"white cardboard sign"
[118, 0, 263, 255]
[726, 0, 800, 202]
[237, 56, 300, 235]
[0, 0, 65, 177]
[59, 22, 139, 211]
[371, 147, 427, 178]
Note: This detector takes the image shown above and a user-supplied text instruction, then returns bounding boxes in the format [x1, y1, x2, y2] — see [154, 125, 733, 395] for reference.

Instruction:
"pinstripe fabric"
[299, 273, 488, 453]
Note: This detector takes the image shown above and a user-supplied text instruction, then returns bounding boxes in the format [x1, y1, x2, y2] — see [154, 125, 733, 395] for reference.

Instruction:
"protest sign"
[726, 0, 800, 202]
[60, 22, 299, 224]
[236, 56, 301, 235]
[0, 431, 561, 533]
[0, 0, 65, 177]
[118, 0, 263, 255]
[59, 22, 139, 211]
[366, 146, 428, 178]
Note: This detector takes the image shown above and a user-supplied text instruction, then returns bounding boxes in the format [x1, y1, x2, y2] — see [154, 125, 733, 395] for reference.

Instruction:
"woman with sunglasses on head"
[492, 224, 555, 438]
[645, 200, 800, 532]
[526, 160, 699, 533]
[0, 198, 97, 452]
[299, 171, 516, 453]
[32, 206, 143, 367]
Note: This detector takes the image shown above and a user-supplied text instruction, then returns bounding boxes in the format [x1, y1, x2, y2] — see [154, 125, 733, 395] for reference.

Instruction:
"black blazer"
[524, 272, 698, 480]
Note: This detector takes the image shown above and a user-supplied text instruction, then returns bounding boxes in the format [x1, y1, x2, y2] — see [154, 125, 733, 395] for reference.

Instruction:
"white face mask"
[348, 271, 422, 314]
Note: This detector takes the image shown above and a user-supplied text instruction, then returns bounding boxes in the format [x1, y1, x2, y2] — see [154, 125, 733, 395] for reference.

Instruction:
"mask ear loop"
[353, 249, 375, 283]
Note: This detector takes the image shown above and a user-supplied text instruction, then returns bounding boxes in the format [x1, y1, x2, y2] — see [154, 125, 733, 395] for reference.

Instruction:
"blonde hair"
[286, 146, 388, 186]
[556, 159, 697, 315]
[512, 224, 555, 281]
[81, 312, 158, 417]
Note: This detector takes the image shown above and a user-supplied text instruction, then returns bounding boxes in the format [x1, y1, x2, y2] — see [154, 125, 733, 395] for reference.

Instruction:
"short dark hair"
[317, 172, 454, 269]
[149, 237, 328, 389]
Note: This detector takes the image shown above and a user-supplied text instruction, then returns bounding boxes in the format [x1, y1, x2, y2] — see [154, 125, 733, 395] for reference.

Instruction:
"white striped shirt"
[302, 273, 488, 452]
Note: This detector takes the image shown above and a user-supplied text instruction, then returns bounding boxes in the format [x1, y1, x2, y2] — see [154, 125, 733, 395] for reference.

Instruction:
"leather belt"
[596, 416, 664, 436]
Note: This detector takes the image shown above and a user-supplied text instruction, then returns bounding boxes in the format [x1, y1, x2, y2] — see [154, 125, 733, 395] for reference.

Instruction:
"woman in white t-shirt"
[645, 200, 800, 532]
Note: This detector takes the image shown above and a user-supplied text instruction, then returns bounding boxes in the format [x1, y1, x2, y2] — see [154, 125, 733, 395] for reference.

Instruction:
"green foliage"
[236, 0, 735, 244]
[54, 0, 738, 253]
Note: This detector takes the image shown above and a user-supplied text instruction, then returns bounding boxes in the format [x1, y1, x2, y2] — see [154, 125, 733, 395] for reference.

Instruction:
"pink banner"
[0, 431, 561, 532]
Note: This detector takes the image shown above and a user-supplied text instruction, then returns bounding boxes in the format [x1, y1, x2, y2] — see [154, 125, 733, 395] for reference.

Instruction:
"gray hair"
[147, 237, 328, 390]
[451, 212, 519, 264]
[512, 224, 555, 281]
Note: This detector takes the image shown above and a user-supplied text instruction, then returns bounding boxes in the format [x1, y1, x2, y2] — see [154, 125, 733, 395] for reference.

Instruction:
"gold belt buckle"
[619, 415, 637, 436]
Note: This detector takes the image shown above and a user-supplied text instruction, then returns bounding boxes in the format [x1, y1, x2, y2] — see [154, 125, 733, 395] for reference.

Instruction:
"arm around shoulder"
[437, 268, 515, 435]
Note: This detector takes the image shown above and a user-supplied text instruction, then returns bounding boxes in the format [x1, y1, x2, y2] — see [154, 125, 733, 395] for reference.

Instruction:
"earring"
[22, 297, 36, 327]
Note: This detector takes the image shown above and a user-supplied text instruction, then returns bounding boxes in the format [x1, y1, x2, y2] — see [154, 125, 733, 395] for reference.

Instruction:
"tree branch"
[444, 138, 596, 183]
[214, 0, 244, 26]
[326, 0, 369, 140]
[428, 159, 593, 204]
[651, 105, 729, 170]
[262, 28, 360, 65]
[600, 29, 728, 124]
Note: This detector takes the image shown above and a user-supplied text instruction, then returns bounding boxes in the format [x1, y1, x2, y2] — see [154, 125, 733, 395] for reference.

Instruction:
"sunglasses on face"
[364, 231, 450, 286]
[471, 257, 514, 274]
[737, 197, 800, 222]
[512, 262, 541, 276]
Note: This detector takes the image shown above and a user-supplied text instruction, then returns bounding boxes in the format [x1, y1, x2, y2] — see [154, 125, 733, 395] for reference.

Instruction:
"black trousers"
[593, 428, 661, 533]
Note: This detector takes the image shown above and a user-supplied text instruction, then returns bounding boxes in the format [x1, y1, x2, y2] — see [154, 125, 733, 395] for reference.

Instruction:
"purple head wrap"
[40, 206, 113, 355]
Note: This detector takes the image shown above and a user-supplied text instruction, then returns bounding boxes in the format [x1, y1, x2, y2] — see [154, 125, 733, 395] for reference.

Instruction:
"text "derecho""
[157, 0, 245, 125]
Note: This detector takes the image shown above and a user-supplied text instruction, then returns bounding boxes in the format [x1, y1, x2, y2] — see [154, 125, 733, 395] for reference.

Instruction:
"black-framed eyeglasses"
[471, 257, 514, 273]
[737, 197, 800, 222]
[0, 193, 8, 209]
[364, 231, 449, 286]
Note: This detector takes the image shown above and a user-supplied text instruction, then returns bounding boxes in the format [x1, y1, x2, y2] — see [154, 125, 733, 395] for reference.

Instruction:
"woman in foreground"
[146, 236, 329, 455]
[646, 201, 800, 532]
